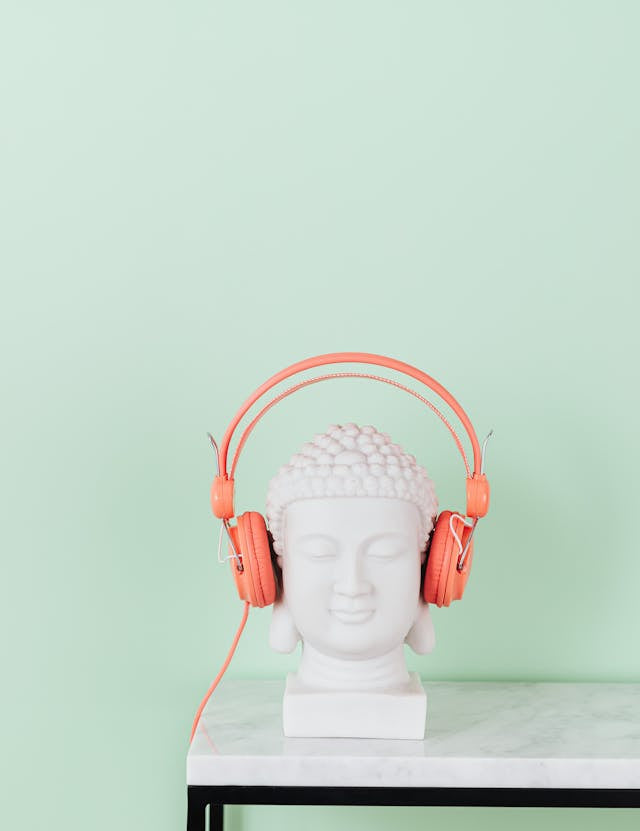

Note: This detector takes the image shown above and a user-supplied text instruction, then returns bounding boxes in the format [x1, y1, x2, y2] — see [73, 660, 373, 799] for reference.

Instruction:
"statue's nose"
[333, 553, 372, 598]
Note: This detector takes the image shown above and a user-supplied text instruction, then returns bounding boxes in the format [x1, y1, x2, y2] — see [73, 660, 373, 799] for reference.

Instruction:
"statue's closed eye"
[365, 534, 411, 560]
[296, 534, 338, 560]
[306, 551, 338, 560]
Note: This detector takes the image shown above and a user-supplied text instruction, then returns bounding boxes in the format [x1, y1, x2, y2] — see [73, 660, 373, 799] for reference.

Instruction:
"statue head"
[266, 423, 438, 662]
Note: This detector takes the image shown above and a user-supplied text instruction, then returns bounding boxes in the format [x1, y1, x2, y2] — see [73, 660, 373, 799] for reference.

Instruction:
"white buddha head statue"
[265, 423, 438, 677]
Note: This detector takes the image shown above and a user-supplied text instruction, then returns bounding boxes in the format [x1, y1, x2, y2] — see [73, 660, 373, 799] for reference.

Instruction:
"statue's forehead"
[284, 497, 420, 534]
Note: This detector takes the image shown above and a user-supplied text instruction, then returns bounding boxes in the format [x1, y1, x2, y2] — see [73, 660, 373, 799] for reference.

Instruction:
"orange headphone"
[190, 352, 491, 741]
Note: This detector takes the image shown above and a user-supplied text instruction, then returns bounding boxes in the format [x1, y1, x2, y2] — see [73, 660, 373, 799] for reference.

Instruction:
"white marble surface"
[187, 680, 640, 789]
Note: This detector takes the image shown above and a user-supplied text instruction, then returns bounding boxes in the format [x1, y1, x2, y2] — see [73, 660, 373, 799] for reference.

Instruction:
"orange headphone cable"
[189, 601, 250, 743]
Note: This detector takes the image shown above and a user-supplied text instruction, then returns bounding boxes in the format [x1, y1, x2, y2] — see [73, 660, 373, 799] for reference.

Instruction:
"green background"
[2, 1, 639, 829]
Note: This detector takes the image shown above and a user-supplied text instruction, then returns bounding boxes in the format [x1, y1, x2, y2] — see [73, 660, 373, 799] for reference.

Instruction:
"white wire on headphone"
[449, 512, 475, 562]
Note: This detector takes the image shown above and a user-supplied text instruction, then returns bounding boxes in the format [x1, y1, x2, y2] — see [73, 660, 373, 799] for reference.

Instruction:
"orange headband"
[211, 352, 490, 520]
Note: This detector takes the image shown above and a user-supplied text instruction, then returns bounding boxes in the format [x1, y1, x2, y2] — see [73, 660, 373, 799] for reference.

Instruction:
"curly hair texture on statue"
[265, 423, 438, 557]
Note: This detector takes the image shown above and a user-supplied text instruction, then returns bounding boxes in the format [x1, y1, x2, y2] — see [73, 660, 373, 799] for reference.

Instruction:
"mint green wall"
[2, 2, 639, 830]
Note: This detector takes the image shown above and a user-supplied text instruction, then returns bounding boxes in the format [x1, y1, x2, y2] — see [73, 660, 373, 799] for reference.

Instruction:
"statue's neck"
[297, 641, 410, 691]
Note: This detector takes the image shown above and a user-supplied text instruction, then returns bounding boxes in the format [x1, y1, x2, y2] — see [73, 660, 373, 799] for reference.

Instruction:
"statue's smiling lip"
[329, 607, 375, 623]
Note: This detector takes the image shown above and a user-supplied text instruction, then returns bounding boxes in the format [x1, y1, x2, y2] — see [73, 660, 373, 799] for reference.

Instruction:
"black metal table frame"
[187, 785, 640, 830]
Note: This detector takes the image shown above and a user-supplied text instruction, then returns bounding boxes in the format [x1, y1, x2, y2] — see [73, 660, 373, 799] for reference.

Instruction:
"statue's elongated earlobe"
[405, 601, 436, 654]
[269, 598, 301, 654]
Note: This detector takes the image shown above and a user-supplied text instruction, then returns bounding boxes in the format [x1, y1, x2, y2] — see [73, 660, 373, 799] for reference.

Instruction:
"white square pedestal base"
[282, 671, 427, 739]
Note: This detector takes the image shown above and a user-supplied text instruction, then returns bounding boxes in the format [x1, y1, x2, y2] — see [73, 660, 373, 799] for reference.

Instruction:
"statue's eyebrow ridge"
[294, 532, 339, 546]
[360, 531, 411, 551]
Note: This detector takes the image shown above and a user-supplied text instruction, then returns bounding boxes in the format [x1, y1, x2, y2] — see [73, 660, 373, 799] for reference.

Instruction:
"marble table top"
[187, 680, 640, 789]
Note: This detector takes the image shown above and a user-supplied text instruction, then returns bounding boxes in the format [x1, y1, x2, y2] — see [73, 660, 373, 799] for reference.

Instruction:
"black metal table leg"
[210, 804, 224, 830]
[187, 788, 221, 831]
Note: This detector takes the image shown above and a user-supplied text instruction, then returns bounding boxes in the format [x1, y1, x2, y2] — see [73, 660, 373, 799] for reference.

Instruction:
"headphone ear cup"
[423, 511, 474, 607]
[449, 517, 474, 604]
[231, 512, 277, 608]
[423, 511, 451, 606]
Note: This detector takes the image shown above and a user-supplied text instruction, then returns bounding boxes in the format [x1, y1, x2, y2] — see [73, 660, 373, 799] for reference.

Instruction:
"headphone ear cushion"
[423, 511, 474, 607]
[235, 512, 276, 608]
[423, 511, 452, 606]
[449, 517, 474, 604]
